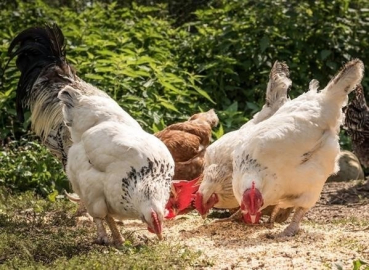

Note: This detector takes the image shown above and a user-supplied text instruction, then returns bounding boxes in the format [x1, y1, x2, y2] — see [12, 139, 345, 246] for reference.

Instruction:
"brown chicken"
[155, 109, 219, 180]
[156, 109, 219, 218]
[344, 85, 369, 170]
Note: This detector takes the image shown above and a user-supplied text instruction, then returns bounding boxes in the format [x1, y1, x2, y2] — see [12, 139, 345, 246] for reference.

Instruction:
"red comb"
[165, 175, 202, 219]
[172, 176, 201, 210]
[250, 181, 255, 209]
[172, 176, 201, 194]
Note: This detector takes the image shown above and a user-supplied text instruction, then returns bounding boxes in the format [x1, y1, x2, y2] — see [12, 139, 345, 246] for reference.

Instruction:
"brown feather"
[155, 109, 219, 180]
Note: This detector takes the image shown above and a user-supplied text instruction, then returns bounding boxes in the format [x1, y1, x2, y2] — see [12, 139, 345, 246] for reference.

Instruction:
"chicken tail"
[8, 23, 75, 122]
[265, 61, 292, 109]
[249, 60, 292, 125]
[64, 190, 81, 203]
[322, 59, 364, 105]
[308, 79, 320, 93]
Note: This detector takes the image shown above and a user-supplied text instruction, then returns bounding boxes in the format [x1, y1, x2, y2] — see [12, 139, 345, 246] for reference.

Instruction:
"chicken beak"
[250, 214, 257, 224]
[157, 233, 163, 240]
[201, 214, 208, 219]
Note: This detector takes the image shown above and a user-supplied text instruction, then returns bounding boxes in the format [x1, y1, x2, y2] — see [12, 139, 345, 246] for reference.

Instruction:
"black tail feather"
[8, 23, 67, 122]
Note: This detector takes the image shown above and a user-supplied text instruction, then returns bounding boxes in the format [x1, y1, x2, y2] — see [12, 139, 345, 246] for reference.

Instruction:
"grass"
[0, 190, 210, 269]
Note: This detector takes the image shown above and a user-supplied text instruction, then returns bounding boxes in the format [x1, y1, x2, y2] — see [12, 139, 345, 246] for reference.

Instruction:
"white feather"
[198, 61, 292, 209]
[60, 86, 174, 230]
[232, 59, 364, 211]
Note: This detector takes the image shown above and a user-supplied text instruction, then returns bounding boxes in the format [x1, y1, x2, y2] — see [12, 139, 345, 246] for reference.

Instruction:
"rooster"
[194, 61, 293, 223]
[232, 59, 364, 236]
[7, 24, 200, 218]
[7, 24, 143, 215]
[343, 85, 369, 171]
[58, 85, 173, 245]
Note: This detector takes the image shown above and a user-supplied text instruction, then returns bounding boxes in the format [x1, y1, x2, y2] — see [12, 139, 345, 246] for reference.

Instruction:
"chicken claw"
[277, 207, 307, 237]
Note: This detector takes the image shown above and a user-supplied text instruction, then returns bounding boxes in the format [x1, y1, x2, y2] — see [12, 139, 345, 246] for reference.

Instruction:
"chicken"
[343, 85, 369, 170]
[156, 109, 218, 218]
[58, 85, 174, 245]
[194, 61, 293, 221]
[155, 109, 219, 180]
[7, 24, 141, 215]
[232, 59, 364, 236]
[7, 23, 197, 218]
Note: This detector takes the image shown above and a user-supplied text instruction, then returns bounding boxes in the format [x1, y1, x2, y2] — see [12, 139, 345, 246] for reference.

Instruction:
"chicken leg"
[278, 207, 308, 237]
[105, 215, 124, 246]
[94, 217, 109, 245]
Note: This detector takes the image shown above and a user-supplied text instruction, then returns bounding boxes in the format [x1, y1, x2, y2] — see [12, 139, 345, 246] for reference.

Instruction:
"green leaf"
[353, 259, 368, 270]
[213, 124, 224, 139]
[226, 102, 238, 112]
[47, 190, 58, 202]
[84, 73, 105, 80]
[320, 50, 331, 60]
[159, 101, 180, 113]
[192, 86, 216, 104]
[260, 36, 269, 52]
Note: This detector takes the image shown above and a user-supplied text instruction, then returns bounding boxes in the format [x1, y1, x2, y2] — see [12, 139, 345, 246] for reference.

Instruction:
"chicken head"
[194, 192, 219, 218]
[240, 182, 264, 224]
[188, 108, 219, 127]
[143, 209, 163, 240]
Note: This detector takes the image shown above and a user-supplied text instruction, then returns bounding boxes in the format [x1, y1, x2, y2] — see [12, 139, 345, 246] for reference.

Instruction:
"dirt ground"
[114, 179, 369, 270]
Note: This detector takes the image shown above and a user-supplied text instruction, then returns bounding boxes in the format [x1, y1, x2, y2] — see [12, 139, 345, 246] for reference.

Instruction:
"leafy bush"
[0, 0, 368, 194]
[178, 0, 369, 116]
[0, 1, 217, 136]
[0, 138, 68, 195]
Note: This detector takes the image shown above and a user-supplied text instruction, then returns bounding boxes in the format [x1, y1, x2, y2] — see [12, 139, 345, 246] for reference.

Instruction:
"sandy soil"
[117, 179, 369, 269]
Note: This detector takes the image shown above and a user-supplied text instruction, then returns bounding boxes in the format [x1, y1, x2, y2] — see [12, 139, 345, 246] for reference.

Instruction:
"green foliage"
[0, 0, 368, 194]
[0, 0, 212, 135]
[178, 0, 369, 116]
[353, 259, 369, 270]
[0, 139, 68, 195]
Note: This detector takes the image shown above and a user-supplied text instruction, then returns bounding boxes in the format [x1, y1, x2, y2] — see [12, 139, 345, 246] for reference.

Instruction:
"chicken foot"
[93, 217, 109, 245]
[278, 207, 308, 237]
[105, 215, 124, 246]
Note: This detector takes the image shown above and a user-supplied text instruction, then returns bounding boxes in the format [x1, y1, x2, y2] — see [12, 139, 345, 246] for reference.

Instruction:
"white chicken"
[8, 23, 175, 218]
[58, 86, 174, 245]
[232, 59, 364, 236]
[195, 61, 292, 221]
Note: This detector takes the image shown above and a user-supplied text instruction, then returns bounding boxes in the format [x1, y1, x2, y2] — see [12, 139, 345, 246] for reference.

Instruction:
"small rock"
[327, 150, 364, 182]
